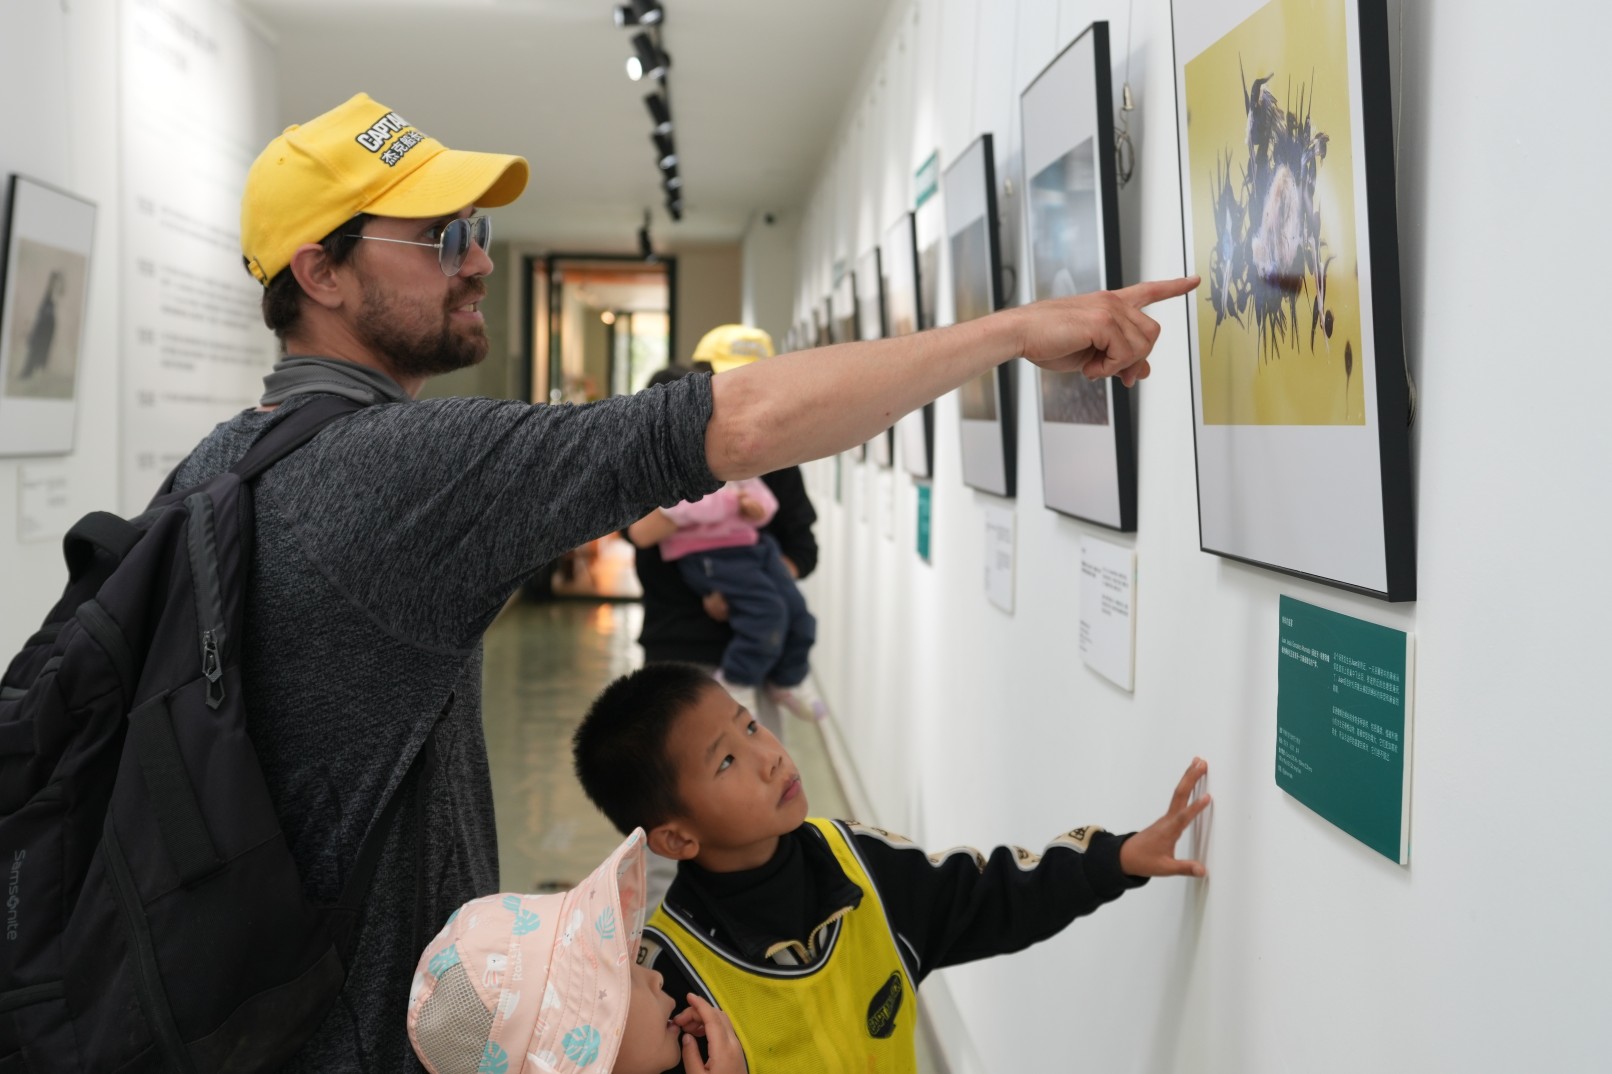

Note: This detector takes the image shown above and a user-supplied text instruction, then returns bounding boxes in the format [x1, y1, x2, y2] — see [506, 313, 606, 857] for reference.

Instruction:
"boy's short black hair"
[572, 662, 717, 835]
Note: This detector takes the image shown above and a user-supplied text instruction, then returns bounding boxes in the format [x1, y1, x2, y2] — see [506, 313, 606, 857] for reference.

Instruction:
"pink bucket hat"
[408, 829, 649, 1074]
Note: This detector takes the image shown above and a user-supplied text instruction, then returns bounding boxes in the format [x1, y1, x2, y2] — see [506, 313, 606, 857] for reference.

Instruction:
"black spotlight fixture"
[614, 0, 663, 28]
[625, 31, 669, 81]
[615, 4, 682, 224]
[644, 92, 672, 136]
[652, 133, 678, 171]
[638, 209, 655, 260]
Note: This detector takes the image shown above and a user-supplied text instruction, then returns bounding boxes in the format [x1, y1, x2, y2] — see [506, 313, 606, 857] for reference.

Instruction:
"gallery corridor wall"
[0, 0, 281, 654]
[1, 1, 126, 654]
[791, 1, 1610, 1071]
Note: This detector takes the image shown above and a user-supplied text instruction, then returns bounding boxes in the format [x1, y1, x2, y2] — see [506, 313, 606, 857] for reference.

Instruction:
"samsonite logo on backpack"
[0, 397, 428, 1073]
[6, 850, 22, 943]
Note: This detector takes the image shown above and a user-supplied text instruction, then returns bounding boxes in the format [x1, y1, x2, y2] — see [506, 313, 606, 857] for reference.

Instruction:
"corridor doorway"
[523, 254, 676, 404]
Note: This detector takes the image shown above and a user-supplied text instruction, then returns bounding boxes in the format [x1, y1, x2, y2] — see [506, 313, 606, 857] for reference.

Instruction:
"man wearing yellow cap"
[167, 93, 1192, 1070]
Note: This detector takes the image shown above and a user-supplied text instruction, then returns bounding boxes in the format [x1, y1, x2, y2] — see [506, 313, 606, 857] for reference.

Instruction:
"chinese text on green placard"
[1276, 596, 1412, 863]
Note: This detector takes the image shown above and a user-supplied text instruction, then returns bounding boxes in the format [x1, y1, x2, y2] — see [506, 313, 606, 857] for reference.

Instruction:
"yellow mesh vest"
[645, 819, 918, 1073]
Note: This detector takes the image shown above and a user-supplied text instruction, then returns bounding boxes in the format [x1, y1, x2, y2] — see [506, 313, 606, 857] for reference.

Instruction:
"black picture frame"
[1170, 0, 1414, 600]
[884, 211, 933, 479]
[1021, 21, 1137, 531]
[943, 134, 1016, 499]
[0, 174, 97, 457]
[855, 246, 894, 468]
[828, 273, 865, 461]
[829, 273, 857, 346]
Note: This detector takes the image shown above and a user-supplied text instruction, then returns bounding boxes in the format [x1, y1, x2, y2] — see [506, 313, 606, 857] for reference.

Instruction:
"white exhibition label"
[17, 464, 76, 544]
[1079, 535, 1137, 691]
[878, 469, 896, 541]
[984, 506, 1015, 614]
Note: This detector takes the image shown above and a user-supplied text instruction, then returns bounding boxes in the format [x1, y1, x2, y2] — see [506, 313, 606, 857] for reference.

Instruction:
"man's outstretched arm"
[704, 278, 1196, 480]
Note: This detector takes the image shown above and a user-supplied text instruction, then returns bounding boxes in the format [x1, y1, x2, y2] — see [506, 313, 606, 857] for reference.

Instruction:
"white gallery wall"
[0, 0, 278, 655]
[0, 0, 125, 656]
[792, 1, 1611, 1071]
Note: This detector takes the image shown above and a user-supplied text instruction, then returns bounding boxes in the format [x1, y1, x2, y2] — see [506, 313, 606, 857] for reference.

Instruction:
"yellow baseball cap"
[240, 92, 529, 286]
[692, 324, 776, 374]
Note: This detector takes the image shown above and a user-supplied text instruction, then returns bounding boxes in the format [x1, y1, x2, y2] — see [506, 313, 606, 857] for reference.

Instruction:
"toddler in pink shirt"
[658, 479, 822, 720]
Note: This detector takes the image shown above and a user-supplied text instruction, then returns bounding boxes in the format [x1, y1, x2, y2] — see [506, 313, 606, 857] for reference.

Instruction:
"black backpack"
[0, 395, 432, 1073]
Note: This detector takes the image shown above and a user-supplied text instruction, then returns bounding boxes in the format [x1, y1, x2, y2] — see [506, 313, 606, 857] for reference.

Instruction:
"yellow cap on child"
[691, 324, 775, 374]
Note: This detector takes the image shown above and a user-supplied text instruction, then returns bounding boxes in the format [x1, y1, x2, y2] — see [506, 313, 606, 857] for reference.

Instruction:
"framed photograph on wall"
[855, 246, 894, 468]
[829, 274, 857, 345]
[944, 134, 1015, 499]
[828, 274, 865, 460]
[915, 153, 944, 337]
[883, 212, 932, 478]
[1021, 22, 1136, 531]
[0, 175, 96, 457]
[1171, 0, 1414, 600]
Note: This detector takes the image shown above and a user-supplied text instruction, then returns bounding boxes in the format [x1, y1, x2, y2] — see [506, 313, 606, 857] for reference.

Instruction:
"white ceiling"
[239, 0, 894, 248]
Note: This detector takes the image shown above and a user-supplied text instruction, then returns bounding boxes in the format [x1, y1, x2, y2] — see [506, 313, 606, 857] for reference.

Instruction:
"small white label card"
[984, 505, 1015, 614]
[1079, 535, 1137, 690]
[18, 463, 77, 544]
[878, 469, 897, 541]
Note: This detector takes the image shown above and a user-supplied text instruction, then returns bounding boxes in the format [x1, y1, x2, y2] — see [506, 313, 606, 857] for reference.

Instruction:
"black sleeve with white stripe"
[848, 823, 1147, 980]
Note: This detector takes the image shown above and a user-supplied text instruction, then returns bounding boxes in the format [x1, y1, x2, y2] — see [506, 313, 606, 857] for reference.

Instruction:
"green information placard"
[1276, 596, 1415, 863]
[915, 150, 940, 208]
[916, 483, 932, 562]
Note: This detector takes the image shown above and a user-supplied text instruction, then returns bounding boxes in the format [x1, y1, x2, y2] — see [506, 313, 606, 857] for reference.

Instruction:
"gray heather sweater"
[170, 376, 719, 1071]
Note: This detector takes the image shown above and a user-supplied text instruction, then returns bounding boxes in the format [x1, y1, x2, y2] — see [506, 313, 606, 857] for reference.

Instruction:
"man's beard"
[357, 276, 489, 380]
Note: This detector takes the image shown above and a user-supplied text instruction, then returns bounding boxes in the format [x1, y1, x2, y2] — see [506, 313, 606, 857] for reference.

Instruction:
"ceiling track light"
[644, 92, 672, 136]
[652, 133, 678, 171]
[615, 6, 681, 222]
[614, 0, 663, 28]
[628, 32, 669, 82]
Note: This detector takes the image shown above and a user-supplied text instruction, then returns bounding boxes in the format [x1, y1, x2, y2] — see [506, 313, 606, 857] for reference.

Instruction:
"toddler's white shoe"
[768, 678, 829, 723]
[712, 671, 759, 716]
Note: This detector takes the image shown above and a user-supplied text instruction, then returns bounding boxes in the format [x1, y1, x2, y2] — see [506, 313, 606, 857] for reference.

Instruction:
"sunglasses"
[349, 214, 492, 277]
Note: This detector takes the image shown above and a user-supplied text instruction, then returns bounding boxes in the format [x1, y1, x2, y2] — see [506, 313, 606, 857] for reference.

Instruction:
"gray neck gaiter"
[260, 355, 412, 407]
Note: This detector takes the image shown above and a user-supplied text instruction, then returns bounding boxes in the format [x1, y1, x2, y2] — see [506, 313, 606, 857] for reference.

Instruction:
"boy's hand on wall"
[1119, 758, 1211, 879]
[677, 994, 748, 1073]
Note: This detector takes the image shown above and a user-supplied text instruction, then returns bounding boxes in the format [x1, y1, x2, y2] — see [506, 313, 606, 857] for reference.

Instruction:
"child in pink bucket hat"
[408, 828, 745, 1074]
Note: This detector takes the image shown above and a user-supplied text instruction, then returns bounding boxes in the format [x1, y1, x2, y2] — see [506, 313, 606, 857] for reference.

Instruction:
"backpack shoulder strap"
[231, 395, 369, 483]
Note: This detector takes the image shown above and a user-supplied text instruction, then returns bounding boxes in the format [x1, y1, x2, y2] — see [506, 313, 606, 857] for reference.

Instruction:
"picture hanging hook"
[1115, 82, 1136, 187]
[1115, 0, 1138, 187]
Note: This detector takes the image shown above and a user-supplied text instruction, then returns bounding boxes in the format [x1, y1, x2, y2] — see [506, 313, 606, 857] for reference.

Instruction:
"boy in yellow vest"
[571, 664, 1211, 1073]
